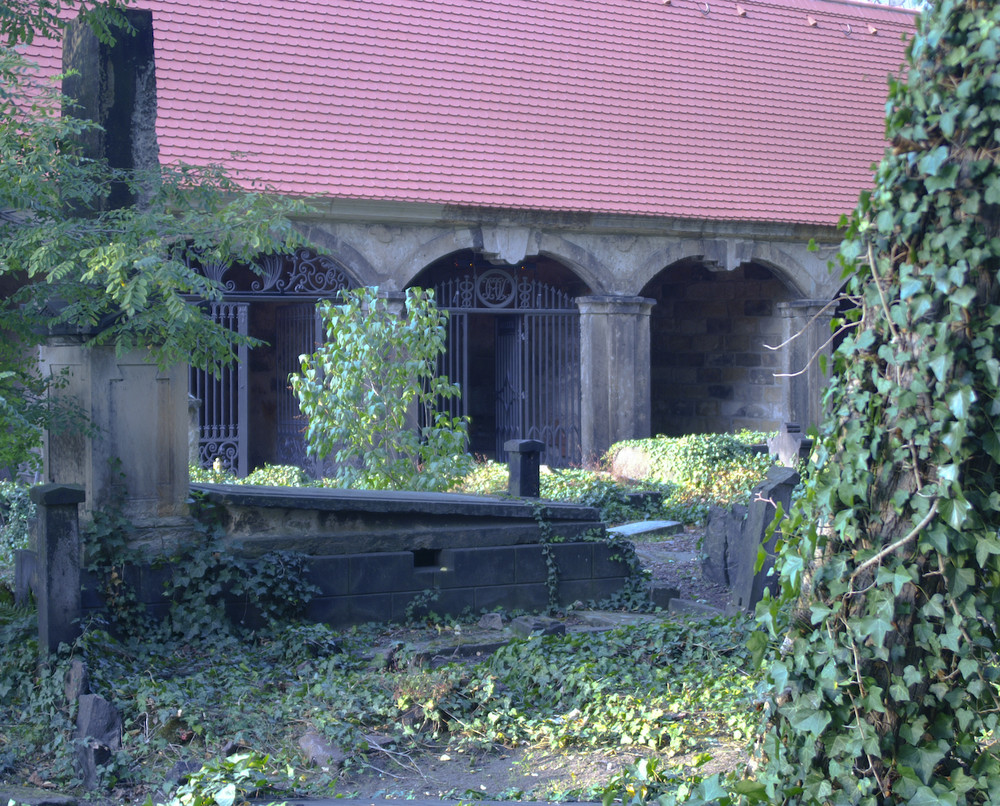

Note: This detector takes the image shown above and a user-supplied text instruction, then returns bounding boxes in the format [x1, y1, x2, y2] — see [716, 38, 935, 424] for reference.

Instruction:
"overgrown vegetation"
[741, 2, 1000, 805]
[290, 286, 473, 492]
[0, 2, 308, 474]
[0, 603, 757, 804]
[0, 480, 33, 593]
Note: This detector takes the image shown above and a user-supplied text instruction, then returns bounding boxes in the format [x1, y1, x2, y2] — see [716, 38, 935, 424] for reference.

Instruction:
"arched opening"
[642, 259, 796, 437]
[189, 249, 358, 475]
[410, 251, 590, 467]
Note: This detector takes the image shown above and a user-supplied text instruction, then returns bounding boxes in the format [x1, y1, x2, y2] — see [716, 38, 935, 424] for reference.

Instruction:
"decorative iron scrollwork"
[190, 248, 354, 298]
[276, 249, 351, 296]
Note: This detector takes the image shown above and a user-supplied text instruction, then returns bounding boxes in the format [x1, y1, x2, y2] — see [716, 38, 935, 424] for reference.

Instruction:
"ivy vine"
[744, 3, 1000, 805]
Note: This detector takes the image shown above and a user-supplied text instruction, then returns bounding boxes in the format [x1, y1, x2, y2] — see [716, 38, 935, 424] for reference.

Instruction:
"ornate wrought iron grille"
[191, 248, 354, 301]
[275, 303, 324, 469]
[189, 302, 248, 475]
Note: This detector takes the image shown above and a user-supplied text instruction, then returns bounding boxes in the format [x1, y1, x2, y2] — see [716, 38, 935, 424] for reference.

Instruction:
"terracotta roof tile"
[24, 0, 916, 225]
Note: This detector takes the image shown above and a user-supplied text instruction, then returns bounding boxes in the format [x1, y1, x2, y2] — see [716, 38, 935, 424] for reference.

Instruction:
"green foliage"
[291, 286, 473, 492]
[189, 463, 314, 487]
[1, 606, 758, 801]
[80, 490, 317, 641]
[456, 460, 678, 524]
[0, 11, 310, 471]
[608, 433, 776, 522]
[750, 2, 1000, 804]
[154, 751, 292, 806]
[0, 480, 34, 589]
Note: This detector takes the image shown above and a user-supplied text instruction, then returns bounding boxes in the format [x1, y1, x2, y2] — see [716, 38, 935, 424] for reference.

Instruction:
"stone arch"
[532, 231, 614, 295]
[394, 230, 479, 289]
[641, 257, 799, 437]
[631, 238, 818, 299]
[294, 225, 375, 289]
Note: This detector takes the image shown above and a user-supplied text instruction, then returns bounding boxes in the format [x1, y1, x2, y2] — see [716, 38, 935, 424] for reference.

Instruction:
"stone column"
[777, 300, 835, 432]
[40, 337, 191, 551]
[576, 296, 655, 464]
[31, 483, 86, 655]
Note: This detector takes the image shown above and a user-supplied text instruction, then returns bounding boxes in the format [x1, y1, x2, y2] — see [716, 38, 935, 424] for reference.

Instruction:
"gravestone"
[701, 467, 799, 613]
[30, 484, 85, 654]
[730, 466, 799, 612]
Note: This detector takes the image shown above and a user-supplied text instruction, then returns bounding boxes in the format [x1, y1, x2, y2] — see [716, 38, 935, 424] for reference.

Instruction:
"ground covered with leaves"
[0, 605, 759, 805]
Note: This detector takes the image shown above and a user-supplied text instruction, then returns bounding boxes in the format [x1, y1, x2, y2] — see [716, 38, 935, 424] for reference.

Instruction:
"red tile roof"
[25, 0, 916, 226]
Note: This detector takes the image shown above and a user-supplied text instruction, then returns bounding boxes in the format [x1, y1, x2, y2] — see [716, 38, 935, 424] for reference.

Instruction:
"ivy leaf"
[919, 145, 950, 176]
[785, 702, 831, 736]
[975, 533, 1000, 568]
[899, 742, 947, 786]
[940, 496, 972, 530]
[946, 386, 975, 419]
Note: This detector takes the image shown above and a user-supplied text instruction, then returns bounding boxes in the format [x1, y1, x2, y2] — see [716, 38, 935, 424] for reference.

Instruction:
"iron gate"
[275, 303, 324, 468]
[431, 266, 581, 467]
[189, 302, 249, 475]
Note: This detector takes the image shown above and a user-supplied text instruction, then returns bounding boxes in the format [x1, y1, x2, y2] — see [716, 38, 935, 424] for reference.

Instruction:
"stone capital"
[575, 295, 655, 316]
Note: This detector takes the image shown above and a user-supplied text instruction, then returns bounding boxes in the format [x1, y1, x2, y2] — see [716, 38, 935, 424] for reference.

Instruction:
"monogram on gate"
[475, 269, 517, 308]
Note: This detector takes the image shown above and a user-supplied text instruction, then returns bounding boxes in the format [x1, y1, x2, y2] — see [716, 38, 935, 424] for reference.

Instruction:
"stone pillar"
[30, 483, 86, 655]
[40, 338, 190, 551]
[505, 439, 544, 498]
[777, 300, 834, 432]
[577, 296, 655, 464]
[62, 8, 158, 210]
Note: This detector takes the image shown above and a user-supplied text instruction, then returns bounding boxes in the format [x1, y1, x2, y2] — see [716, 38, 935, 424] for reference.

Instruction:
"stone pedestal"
[40, 338, 190, 550]
[505, 439, 544, 498]
[577, 296, 654, 464]
[778, 299, 834, 432]
[31, 483, 85, 655]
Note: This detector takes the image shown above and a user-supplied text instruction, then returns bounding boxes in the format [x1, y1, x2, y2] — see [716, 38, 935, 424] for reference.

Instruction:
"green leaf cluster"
[751, 2, 1000, 803]
[290, 286, 474, 492]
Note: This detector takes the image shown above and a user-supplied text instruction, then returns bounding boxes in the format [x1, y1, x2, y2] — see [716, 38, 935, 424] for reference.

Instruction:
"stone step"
[607, 519, 682, 539]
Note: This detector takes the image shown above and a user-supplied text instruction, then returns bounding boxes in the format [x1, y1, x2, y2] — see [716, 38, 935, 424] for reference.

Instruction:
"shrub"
[607, 432, 774, 505]
[291, 286, 473, 492]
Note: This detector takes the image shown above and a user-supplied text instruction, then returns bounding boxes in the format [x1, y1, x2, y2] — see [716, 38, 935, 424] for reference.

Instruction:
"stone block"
[649, 584, 679, 609]
[304, 556, 350, 597]
[551, 544, 593, 580]
[514, 545, 547, 583]
[475, 583, 549, 613]
[509, 615, 566, 638]
[348, 552, 420, 594]
[730, 468, 798, 613]
[65, 659, 90, 703]
[743, 299, 773, 317]
[305, 596, 352, 626]
[345, 593, 395, 625]
[75, 693, 122, 789]
[701, 507, 731, 587]
[445, 547, 516, 586]
[592, 545, 632, 578]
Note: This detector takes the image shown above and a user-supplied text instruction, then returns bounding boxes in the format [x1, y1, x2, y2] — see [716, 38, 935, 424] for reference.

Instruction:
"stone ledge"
[191, 483, 600, 522]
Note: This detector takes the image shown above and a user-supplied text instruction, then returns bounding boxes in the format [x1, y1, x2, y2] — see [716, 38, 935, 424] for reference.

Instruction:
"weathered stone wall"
[647, 262, 794, 436]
